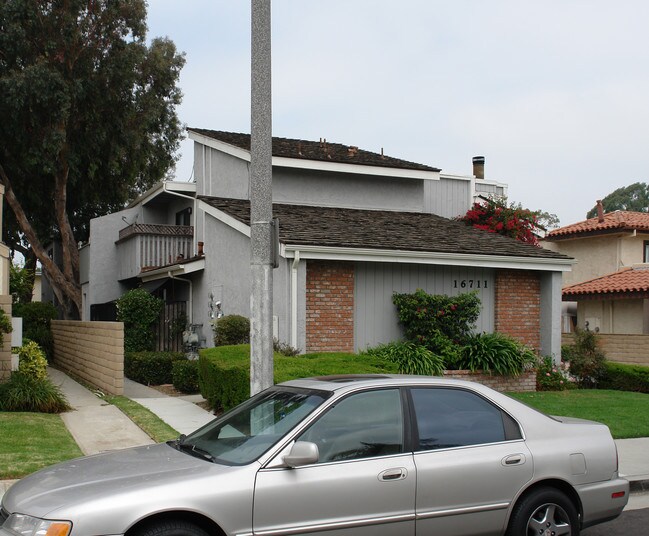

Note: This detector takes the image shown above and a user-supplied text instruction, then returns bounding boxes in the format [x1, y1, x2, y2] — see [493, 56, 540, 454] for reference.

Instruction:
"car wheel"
[507, 487, 579, 536]
[134, 520, 210, 536]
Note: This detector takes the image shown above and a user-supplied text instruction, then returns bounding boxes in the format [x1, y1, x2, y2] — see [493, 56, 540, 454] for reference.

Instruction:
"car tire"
[134, 520, 210, 536]
[506, 487, 579, 536]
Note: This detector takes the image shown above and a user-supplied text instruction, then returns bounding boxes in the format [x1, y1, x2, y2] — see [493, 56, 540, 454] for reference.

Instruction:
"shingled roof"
[189, 128, 441, 173]
[563, 267, 649, 300]
[200, 196, 571, 261]
[546, 211, 649, 240]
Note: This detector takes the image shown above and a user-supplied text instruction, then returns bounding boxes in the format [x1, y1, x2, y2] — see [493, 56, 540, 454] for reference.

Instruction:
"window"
[410, 388, 521, 451]
[644, 241, 649, 263]
[298, 389, 404, 463]
[176, 207, 192, 226]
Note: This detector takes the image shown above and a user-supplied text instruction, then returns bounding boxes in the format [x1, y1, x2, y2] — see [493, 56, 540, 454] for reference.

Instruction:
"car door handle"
[502, 454, 526, 466]
[379, 468, 408, 481]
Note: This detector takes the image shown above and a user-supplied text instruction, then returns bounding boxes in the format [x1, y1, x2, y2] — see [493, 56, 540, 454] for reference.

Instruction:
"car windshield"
[175, 387, 330, 465]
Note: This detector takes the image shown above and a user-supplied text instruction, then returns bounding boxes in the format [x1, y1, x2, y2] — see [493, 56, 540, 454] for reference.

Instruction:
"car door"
[253, 388, 416, 536]
[410, 387, 533, 536]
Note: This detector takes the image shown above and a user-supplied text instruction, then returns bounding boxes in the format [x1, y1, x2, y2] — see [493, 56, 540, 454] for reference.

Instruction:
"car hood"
[2, 443, 238, 519]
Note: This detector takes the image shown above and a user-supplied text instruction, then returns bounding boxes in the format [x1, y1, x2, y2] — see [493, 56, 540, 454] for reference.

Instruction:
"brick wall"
[51, 320, 124, 395]
[0, 296, 11, 381]
[443, 370, 537, 392]
[306, 261, 354, 353]
[495, 270, 541, 351]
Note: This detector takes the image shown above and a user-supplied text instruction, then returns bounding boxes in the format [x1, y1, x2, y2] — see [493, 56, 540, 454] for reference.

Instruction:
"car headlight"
[3, 514, 71, 536]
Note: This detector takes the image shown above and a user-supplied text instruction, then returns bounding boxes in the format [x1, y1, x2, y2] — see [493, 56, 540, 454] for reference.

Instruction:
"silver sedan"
[1, 375, 628, 536]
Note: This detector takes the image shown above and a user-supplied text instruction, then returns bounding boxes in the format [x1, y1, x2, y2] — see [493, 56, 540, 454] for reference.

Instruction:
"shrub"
[536, 356, 573, 391]
[172, 360, 199, 393]
[13, 301, 57, 360]
[124, 351, 186, 385]
[0, 308, 12, 347]
[116, 289, 164, 352]
[363, 341, 445, 376]
[564, 328, 606, 388]
[212, 314, 250, 346]
[198, 348, 249, 412]
[599, 362, 649, 393]
[392, 289, 481, 348]
[0, 372, 70, 413]
[17, 341, 48, 380]
[457, 332, 536, 375]
[273, 339, 301, 356]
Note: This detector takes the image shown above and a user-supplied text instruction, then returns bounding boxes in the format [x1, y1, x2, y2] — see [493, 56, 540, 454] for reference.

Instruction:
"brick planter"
[443, 369, 537, 392]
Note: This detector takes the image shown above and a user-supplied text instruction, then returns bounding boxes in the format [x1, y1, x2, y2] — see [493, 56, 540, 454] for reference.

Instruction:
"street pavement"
[1, 368, 649, 513]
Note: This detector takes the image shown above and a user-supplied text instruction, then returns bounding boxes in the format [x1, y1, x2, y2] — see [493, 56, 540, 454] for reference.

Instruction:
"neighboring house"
[543, 201, 649, 334]
[81, 129, 571, 357]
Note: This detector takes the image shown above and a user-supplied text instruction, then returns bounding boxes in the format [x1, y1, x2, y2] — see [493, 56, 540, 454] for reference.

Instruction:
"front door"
[253, 388, 416, 536]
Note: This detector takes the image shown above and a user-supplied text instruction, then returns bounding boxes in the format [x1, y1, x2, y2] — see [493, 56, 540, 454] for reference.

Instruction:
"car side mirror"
[283, 441, 319, 468]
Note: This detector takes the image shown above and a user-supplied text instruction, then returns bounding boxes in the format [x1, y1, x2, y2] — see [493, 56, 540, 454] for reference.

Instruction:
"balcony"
[116, 224, 194, 281]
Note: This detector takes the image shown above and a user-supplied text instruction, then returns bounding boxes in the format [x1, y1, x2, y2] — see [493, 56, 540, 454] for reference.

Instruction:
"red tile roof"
[563, 267, 649, 299]
[547, 211, 649, 239]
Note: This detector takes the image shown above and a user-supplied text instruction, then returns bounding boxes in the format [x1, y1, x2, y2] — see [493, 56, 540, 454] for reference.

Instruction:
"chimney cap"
[472, 155, 485, 164]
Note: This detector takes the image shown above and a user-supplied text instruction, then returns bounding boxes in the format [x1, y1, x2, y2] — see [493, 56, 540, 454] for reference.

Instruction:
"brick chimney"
[472, 156, 485, 180]
[596, 200, 605, 223]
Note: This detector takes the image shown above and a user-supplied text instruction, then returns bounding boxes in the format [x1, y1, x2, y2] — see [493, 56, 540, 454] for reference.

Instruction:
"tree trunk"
[0, 164, 81, 318]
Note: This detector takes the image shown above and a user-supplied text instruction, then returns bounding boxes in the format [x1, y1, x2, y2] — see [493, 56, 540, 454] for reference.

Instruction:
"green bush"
[392, 289, 481, 348]
[172, 360, 199, 393]
[116, 289, 164, 352]
[536, 356, 573, 391]
[599, 362, 649, 393]
[564, 328, 607, 388]
[198, 344, 397, 411]
[0, 372, 70, 413]
[0, 308, 12, 347]
[13, 301, 57, 360]
[17, 341, 48, 380]
[273, 338, 301, 356]
[457, 332, 536, 375]
[212, 314, 250, 346]
[124, 351, 186, 385]
[363, 341, 445, 376]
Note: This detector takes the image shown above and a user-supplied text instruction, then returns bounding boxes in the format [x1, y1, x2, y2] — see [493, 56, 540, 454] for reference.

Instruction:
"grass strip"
[104, 395, 179, 443]
[509, 389, 649, 439]
[0, 412, 83, 479]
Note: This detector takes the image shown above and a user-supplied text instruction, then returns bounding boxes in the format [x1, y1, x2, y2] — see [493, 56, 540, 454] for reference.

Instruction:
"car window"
[183, 387, 329, 465]
[411, 388, 517, 451]
[298, 389, 403, 463]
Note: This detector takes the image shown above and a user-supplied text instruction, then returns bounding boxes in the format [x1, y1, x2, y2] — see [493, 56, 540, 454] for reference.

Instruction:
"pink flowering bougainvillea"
[458, 197, 542, 246]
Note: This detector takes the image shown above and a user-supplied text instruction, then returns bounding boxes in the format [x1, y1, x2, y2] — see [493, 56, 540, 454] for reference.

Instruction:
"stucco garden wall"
[563, 332, 649, 366]
[51, 320, 124, 395]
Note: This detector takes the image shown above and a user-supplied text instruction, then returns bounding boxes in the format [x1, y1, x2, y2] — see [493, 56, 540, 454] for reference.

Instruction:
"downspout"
[291, 251, 300, 349]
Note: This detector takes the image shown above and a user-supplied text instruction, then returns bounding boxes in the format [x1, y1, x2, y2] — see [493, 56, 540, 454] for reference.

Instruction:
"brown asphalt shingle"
[200, 196, 570, 260]
[188, 128, 441, 172]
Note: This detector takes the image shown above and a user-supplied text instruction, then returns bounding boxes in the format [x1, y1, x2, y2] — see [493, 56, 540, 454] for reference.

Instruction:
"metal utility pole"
[250, 0, 274, 395]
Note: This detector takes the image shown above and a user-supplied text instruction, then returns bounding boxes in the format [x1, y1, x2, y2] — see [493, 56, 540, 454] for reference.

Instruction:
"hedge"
[125, 351, 186, 385]
[599, 362, 649, 394]
[198, 344, 396, 412]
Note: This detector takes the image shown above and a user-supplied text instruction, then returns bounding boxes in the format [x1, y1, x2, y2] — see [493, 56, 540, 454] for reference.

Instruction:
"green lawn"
[509, 389, 649, 439]
[0, 412, 83, 479]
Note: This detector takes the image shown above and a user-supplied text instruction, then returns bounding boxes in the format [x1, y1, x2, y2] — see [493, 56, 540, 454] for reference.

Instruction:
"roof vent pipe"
[472, 156, 485, 180]
[596, 200, 605, 223]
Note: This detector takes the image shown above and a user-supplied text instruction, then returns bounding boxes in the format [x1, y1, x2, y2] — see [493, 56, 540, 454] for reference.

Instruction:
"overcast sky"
[146, 1, 649, 227]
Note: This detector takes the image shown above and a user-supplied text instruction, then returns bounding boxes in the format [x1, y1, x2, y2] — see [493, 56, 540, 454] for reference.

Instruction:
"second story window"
[176, 207, 192, 226]
[644, 241, 649, 263]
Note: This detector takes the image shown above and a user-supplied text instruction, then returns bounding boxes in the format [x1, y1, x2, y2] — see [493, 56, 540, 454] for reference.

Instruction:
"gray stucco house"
[80, 129, 571, 356]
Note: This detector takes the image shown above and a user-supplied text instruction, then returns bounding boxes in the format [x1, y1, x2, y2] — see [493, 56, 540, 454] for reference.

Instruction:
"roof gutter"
[282, 244, 574, 272]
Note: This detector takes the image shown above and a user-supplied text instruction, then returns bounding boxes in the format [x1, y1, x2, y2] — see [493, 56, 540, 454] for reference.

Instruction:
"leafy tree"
[458, 197, 558, 246]
[10, 263, 35, 304]
[0, 0, 185, 318]
[586, 182, 649, 218]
